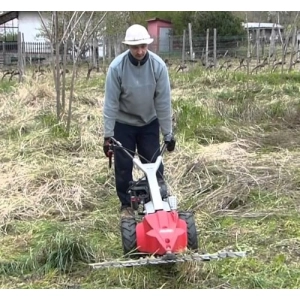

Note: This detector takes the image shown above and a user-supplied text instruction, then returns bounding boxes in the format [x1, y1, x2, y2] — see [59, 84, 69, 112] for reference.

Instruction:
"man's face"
[129, 44, 148, 60]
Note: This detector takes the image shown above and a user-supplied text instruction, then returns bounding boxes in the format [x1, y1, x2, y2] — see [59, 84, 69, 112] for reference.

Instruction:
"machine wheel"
[120, 217, 137, 256]
[179, 212, 199, 250]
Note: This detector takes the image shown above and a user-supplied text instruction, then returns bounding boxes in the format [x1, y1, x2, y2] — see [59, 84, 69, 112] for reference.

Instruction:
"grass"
[2, 62, 300, 288]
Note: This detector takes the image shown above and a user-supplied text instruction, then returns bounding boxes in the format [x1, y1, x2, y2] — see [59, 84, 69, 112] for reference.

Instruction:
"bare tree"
[38, 11, 107, 135]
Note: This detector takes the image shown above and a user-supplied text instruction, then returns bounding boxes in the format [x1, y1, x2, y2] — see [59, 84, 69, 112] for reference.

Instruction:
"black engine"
[128, 177, 168, 212]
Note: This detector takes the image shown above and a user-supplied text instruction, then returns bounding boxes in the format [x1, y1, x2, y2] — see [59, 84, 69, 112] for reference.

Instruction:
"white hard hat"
[122, 24, 154, 45]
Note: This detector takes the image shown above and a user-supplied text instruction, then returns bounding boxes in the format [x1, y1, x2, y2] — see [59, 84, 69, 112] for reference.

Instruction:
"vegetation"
[142, 11, 245, 36]
[100, 11, 300, 37]
[1, 59, 300, 288]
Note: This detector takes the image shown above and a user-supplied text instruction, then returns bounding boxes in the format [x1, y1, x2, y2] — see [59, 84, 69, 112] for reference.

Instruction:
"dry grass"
[1, 65, 300, 288]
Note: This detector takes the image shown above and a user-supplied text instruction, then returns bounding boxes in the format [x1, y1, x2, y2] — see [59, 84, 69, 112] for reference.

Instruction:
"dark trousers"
[114, 118, 164, 209]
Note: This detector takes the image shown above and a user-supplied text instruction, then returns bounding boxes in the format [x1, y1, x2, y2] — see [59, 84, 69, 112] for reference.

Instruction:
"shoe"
[120, 206, 135, 218]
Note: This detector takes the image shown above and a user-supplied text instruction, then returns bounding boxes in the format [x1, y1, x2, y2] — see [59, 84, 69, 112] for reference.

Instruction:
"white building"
[0, 11, 46, 42]
[18, 11, 46, 42]
[0, 11, 105, 61]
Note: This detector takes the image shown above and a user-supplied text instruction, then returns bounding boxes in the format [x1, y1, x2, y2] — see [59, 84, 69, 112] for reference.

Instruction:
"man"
[102, 24, 175, 218]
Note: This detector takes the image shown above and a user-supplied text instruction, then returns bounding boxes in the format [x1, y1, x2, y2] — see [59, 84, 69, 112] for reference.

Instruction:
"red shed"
[147, 18, 173, 53]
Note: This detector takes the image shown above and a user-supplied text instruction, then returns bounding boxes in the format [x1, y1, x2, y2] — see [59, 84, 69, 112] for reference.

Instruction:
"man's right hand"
[103, 137, 113, 157]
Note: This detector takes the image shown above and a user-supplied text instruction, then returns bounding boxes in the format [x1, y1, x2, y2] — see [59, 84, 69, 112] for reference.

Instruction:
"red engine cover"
[136, 210, 187, 255]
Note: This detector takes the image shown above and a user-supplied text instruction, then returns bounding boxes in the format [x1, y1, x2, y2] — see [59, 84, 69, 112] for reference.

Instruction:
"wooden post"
[261, 29, 265, 58]
[62, 38, 68, 111]
[2, 41, 5, 66]
[246, 22, 250, 76]
[298, 34, 300, 60]
[17, 32, 23, 82]
[205, 28, 209, 67]
[93, 38, 97, 68]
[22, 32, 26, 72]
[108, 36, 112, 60]
[294, 27, 298, 60]
[213, 28, 217, 68]
[102, 36, 106, 68]
[269, 24, 275, 64]
[94, 37, 100, 72]
[182, 29, 186, 65]
[90, 39, 93, 66]
[256, 27, 260, 64]
[261, 35, 265, 58]
[278, 26, 287, 74]
[289, 26, 297, 71]
[188, 23, 193, 60]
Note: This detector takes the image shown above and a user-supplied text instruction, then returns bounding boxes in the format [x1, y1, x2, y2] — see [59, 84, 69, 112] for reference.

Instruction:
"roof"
[242, 22, 284, 29]
[0, 11, 18, 25]
[146, 18, 172, 24]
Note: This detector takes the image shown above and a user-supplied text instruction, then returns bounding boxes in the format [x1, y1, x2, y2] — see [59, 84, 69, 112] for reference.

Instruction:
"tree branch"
[78, 12, 107, 54]
[61, 11, 86, 44]
[37, 11, 53, 48]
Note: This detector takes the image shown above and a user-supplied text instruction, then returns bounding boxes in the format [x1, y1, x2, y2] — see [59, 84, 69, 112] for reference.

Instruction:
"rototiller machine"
[89, 137, 246, 269]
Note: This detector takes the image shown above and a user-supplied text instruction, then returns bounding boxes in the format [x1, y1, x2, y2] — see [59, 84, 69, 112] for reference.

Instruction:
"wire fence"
[0, 33, 299, 67]
[150, 35, 249, 57]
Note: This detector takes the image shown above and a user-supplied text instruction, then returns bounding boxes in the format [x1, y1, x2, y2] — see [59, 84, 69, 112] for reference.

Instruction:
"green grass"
[34, 112, 71, 138]
[2, 65, 300, 288]
[0, 80, 17, 93]
[173, 98, 233, 144]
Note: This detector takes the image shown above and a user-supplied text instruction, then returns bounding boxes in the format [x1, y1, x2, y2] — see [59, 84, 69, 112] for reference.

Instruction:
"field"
[1, 61, 300, 289]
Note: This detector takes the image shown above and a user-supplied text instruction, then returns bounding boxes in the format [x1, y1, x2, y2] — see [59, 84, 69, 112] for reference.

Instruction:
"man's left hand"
[164, 133, 176, 152]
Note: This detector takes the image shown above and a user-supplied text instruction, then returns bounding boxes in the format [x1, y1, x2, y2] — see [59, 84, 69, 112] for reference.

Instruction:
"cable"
[111, 143, 167, 194]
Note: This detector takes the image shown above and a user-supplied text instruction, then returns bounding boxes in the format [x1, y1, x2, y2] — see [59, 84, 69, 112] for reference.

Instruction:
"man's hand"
[103, 137, 113, 157]
[164, 133, 176, 152]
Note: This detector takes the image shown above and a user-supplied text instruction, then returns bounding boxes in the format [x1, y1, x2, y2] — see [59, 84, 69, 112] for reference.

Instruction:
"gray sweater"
[103, 49, 172, 138]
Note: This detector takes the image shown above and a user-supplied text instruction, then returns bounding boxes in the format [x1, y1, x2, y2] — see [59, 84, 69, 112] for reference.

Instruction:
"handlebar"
[108, 137, 168, 168]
